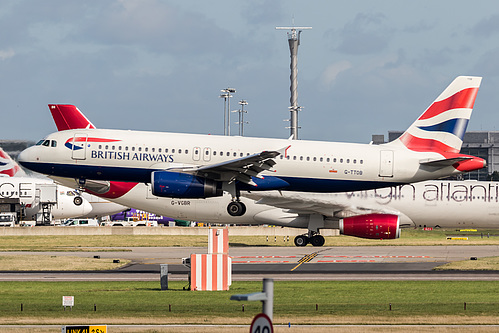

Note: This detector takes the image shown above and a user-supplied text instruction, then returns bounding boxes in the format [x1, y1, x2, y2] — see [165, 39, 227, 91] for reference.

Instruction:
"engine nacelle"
[339, 213, 400, 239]
[151, 171, 223, 198]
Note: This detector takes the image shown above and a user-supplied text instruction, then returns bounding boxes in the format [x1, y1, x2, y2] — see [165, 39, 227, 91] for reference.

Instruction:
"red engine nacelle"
[339, 214, 400, 240]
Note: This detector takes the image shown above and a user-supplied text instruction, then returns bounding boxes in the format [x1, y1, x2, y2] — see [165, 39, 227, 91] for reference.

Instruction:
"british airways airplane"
[19, 76, 485, 220]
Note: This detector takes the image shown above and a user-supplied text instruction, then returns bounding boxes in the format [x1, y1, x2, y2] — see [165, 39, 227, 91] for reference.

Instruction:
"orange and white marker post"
[190, 228, 232, 291]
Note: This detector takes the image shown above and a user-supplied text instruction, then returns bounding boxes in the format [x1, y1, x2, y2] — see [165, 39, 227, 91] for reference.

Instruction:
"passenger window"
[293, 156, 297, 160]
[151, 148, 155, 152]
[172, 149, 175, 153]
[105, 145, 109, 150]
[287, 155, 290, 160]
[185, 150, 188, 154]
[125, 146, 128, 151]
[347, 159, 350, 163]
[165, 148, 168, 153]
[132, 147, 135, 151]
[51, 140, 57, 147]
[307, 157, 310, 161]
[99, 145, 102, 149]
[178, 149, 182, 154]
[333, 158, 337, 163]
[300, 156, 303, 161]
[320, 157, 323, 162]
[327, 158, 330, 162]
[205, 150, 209, 155]
[340, 159, 343, 163]
[226, 152, 230, 157]
[138, 147, 142, 152]
[353, 159, 356, 164]
[213, 151, 216, 156]
[118, 146, 122, 150]
[158, 148, 162, 153]
[145, 147, 148, 152]
[233, 152, 237, 157]
[240, 153, 243, 157]
[112, 146, 115, 150]
[360, 160, 363, 164]
[313, 157, 316, 162]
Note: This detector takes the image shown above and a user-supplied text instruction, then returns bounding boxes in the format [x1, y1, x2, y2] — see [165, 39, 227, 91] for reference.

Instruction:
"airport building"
[373, 131, 499, 181]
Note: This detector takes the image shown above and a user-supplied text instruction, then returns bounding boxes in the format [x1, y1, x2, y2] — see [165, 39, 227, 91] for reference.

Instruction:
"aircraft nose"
[18, 147, 35, 164]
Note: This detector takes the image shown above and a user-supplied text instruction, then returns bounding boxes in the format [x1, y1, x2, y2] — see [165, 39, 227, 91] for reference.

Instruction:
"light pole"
[220, 88, 236, 135]
[233, 100, 248, 136]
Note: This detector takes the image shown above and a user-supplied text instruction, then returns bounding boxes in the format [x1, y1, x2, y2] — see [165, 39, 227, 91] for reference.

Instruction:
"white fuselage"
[19, 129, 472, 193]
[51, 178, 499, 229]
[0, 176, 92, 220]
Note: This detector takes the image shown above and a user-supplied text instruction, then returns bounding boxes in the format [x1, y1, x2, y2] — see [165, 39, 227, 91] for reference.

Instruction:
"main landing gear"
[227, 200, 246, 217]
[294, 231, 325, 247]
[73, 178, 86, 206]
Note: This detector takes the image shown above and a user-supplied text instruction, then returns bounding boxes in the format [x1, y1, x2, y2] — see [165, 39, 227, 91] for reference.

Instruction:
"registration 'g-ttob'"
[18, 76, 486, 216]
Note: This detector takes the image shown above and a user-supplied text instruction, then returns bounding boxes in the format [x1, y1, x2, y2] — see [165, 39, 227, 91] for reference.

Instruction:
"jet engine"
[339, 213, 400, 239]
[151, 171, 223, 198]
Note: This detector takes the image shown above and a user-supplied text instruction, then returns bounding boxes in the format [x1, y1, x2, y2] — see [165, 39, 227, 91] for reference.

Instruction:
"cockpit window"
[51, 140, 57, 147]
[42, 140, 50, 147]
[36, 140, 45, 146]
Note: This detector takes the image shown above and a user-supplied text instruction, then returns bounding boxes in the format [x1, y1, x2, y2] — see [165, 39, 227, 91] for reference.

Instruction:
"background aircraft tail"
[0, 148, 26, 177]
[49, 104, 96, 131]
[387, 76, 481, 154]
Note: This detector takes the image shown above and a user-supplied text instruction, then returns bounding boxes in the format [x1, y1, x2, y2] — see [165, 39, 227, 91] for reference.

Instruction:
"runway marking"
[232, 256, 298, 258]
[322, 255, 432, 258]
[233, 260, 291, 263]
[291, 252, 319, 271]
[317, 260, 376, 263]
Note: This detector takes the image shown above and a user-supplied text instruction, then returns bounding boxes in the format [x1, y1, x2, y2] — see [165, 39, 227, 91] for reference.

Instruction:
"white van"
[62, 218, 99, 227]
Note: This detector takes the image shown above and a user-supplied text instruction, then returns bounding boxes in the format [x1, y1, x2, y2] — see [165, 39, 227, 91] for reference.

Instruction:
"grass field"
[1, 228, 499, 251]
[0, 280, 498, 326]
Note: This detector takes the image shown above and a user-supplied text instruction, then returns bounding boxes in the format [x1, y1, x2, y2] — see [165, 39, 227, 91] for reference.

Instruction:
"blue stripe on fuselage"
[18, 161, 399, 192]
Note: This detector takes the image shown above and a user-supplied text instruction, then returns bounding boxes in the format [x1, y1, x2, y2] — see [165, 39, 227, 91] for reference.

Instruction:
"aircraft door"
[203, 147, 211, 162]
[379, 150, 394, 177]
[71, 133, 88, 160]
[192, 147, 201, 161]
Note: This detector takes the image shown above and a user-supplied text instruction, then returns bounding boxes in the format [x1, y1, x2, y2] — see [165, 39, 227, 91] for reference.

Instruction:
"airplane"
[0, 147, 126, 222]
[18, 76, 486, 222]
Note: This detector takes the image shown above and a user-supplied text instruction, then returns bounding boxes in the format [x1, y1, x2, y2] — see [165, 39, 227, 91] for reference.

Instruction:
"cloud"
[331, 12, 392, 55]
[470, 14, 499, 38]
[321, 61, 352, 85]
[0, 48, 15, 60]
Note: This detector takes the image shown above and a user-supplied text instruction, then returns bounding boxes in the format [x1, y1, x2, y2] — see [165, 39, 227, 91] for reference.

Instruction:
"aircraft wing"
[244, 191, 400, 219]
[168, 149, 286, 186]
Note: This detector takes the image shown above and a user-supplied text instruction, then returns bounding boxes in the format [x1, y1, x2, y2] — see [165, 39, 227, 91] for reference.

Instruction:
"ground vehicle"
[61, 218, 99, 227]
[0, 212, 17, 227]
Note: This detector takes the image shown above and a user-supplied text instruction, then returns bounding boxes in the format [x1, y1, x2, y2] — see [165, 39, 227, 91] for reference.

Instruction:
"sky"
[2, 0, 499, 143]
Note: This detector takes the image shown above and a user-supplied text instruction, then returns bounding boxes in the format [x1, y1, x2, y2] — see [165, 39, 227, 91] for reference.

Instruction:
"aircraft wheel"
[227, 201, 246, 216]
[310, 235, 325, 247]
[73, 196, 83, 206]
[294, 235, 309, 247]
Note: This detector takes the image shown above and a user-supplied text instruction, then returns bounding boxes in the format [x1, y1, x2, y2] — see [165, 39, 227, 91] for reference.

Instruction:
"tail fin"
[0, 148, 26, 177]
[48, 104, 96, 131]
[388, 76, 481, 154]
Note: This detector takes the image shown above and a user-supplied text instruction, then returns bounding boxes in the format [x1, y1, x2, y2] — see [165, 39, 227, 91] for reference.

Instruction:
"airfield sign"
[250, 313, 273, 333]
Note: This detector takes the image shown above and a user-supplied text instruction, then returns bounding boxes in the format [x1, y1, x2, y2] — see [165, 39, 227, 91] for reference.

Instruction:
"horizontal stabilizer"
[419, 157, 471, 167]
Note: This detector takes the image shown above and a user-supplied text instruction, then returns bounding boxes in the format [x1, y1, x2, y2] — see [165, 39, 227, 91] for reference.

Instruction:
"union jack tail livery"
[389, 76, 481, 154]
[0, 148, 25, 177]
[49, 104, 96, 131]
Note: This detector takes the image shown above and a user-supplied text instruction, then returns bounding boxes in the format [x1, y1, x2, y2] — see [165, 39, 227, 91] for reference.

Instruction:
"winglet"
[48, 104, 96, 131]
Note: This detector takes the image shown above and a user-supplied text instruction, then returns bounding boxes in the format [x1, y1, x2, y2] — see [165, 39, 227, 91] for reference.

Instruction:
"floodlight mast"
[276, 26, 312, 140]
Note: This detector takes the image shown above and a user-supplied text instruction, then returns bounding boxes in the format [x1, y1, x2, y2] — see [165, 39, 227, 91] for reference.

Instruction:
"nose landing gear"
[227, 200, 246, 216]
